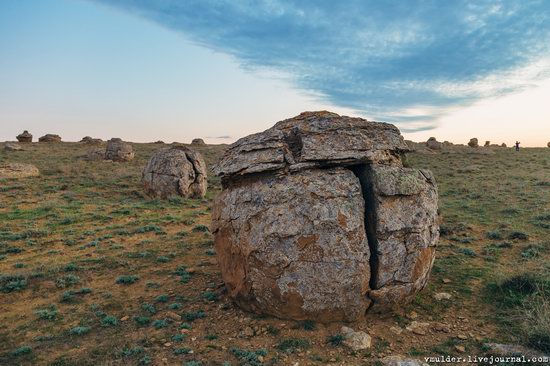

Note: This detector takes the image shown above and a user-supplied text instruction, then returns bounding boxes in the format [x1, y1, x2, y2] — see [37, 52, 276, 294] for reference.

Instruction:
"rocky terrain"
[0, 125, 549, 365]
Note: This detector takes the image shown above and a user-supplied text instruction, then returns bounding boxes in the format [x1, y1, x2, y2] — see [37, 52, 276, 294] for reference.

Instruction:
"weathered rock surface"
[484, 140, 491, 147]
[426, 137, 442, 150]
[4, 142, 23, 151]
[547, 142, 550, 148]
[212, 111, 439, 321]
[86, 148, 106, 161]
[468, 138, 479, 147]
[39, 134, 62, 143]
[16, 130, 33, 143]
[0, 163, 40, 179]
[105, 138, 134, 162]
[142, 146, 207, 199]
[191, 138, 205, 145]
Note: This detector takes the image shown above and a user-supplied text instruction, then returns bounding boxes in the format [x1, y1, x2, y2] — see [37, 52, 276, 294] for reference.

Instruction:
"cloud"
[94, 0, 550, 129]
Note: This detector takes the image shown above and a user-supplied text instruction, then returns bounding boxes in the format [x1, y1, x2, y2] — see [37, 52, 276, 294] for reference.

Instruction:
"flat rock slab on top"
[212, 111, 439, 321]
[142, 146, 207, 199]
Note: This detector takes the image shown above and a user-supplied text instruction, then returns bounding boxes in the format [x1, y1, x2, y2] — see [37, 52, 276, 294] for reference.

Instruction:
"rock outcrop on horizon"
[468, 138, 479, 147]
[212, 111, 439, 321]
[142, 146, 207, 199]
[16, 130, 32, 143]
[38, 134, 62, 143]
[426, 137, 442, 150]
[80, 136, 103, 144]
[105, 138, 134, 162]
[191, 138, 206, 145]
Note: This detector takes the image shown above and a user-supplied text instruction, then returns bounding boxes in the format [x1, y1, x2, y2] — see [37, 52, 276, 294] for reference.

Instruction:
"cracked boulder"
[142, 146, 207, 199]
[212, 111, 438, 321]
[105, 138, 134, 162]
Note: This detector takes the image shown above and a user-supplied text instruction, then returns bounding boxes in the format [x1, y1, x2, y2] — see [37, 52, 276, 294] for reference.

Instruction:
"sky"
[1, 0, 549, 146]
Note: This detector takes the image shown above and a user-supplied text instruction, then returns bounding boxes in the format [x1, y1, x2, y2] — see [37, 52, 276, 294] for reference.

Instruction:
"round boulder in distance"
[4, 142, 23, 151]
[191, 138, 205, 145]
[105, 138, 134, 162]
[426, 137, 442, 150]
[16, 130, 32, 143]
[142, 146, 207, 199]
[547, 142, 550, 148]
[39, 134, 62, 143]
[468, 138, 479, 147]
[212, 111, 439, 321]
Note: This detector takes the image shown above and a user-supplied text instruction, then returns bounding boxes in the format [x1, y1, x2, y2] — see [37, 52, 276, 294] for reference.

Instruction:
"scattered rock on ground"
[16, 130, 33, 143]
[468, 138, 479, 147]
[434, 292, 452, 301]
[484, 141, 490, 147]
[502, 143, 507, 147]
[86, 148, 105, 161]
[212, 111, 439, 321]
[4, 142, 22, 151]
[0, 163, 40, 179]
[406, 321, 430, 336]
[191, 138, 205, 145]
[142, 146, 207, 199]
[39, 134, 62, 143]
[105, 138, 134, 162]
[341, 326, 372, 351]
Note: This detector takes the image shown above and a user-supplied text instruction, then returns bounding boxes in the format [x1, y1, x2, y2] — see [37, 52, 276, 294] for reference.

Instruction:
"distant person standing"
[515, 141, 520, 151]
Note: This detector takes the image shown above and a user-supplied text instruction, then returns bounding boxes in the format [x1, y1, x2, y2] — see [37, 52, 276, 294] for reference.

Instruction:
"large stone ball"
[105, 138, 134, 162]
[142, 146, 207, 199]
[212, 111, 439, 322]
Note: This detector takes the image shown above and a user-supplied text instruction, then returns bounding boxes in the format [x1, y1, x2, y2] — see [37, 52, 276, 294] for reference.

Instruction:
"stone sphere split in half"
[212, 111, 439, 322]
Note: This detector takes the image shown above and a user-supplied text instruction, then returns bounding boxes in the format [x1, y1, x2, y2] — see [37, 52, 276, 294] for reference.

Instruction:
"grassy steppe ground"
[0, 142, 548, 365]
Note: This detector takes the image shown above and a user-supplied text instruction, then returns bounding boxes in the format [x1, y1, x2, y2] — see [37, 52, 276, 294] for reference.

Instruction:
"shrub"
[134, 316, 150, 327]
[174, 348, 192, 355]
[152, 319, 169, 329]
[116, 275, 139, 284]
[69, 326, 90, 336]
[201, 291, 219, 302]
[155, 294, 169, 303]
[192, 224, 209, 233]
[277, 338, 310, 353]
[230, 347, 267, 366]
[184, 310, 206, 322]
[486, 230, 503, 240]
[508, 231, 528, 240]
[11, 345, 32, 356]
[35, 305, 58, 321]
[101, 315, 118, 327]
[141, 303, 156, 314]
[327, 334, 345, 346]
[0, 274, 27, 292]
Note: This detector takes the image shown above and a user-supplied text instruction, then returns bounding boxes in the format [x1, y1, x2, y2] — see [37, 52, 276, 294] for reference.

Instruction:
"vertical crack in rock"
[283, 127, 303, 161]
[349, 164, 379, 291]
[212, 111, 438, 321]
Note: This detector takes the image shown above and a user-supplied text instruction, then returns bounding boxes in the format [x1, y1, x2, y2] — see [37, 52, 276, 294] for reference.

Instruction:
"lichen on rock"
[212, 111, 439, 321]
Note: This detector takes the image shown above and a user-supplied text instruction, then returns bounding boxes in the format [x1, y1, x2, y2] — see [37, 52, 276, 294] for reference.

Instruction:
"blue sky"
[1, 0, 550, 145]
